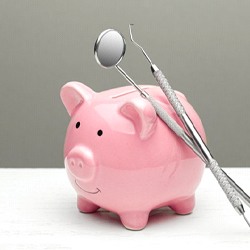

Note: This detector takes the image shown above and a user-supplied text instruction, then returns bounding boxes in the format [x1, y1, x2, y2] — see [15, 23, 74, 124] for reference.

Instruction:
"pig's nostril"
[68, 158, 84, 169]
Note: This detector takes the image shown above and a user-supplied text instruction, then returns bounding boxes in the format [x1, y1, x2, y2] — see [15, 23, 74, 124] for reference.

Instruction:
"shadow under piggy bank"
[80, 207, 180, 231]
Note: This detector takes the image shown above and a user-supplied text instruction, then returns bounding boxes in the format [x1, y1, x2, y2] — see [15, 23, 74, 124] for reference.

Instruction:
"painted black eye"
[76, 122, 80, 129]
[97, 130, 103, 136]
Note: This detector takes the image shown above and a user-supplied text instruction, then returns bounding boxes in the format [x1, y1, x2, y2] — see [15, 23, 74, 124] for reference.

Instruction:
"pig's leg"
[119, 211, 149, 231]
[169, 195, 195, 215]
[77, 195, 99, 213]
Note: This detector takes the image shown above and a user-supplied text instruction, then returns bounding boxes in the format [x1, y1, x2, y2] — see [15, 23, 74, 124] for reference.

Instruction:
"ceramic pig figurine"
[60, 82, 206, 230]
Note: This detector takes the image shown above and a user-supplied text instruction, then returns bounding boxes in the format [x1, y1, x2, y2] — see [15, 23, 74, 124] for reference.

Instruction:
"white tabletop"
[0, 168, 250, 250]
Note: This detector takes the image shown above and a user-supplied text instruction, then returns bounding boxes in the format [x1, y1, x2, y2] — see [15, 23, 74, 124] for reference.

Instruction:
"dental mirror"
[94, 29, 146, 95]
[94, 29, 126, 68]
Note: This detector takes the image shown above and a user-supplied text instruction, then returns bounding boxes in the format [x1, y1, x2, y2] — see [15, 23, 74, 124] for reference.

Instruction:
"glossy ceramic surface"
[60, 82, 206, 230]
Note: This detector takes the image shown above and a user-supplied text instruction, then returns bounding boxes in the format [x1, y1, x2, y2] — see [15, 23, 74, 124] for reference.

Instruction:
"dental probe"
[129, 24, 250, 227]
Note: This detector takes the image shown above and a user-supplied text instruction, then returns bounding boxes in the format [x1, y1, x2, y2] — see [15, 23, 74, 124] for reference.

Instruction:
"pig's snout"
[65, 146, 96, 181]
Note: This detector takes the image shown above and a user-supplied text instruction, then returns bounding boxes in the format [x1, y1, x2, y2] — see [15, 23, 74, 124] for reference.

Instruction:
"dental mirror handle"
[150, 89, 250, 210]
[151, 72, 250, 209]
[152, 68, 212, 160]
[128, 25, 250, 225]
[152, 67, 246, 214]
[150, 79, 250, 213]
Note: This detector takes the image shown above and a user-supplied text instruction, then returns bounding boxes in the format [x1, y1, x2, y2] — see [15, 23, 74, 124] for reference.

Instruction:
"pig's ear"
[120, 98, 157, 140]
[60, 82, 95, 116]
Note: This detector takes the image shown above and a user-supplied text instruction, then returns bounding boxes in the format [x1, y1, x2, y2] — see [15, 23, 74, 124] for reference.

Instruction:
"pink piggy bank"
[60, 82, 206, 230]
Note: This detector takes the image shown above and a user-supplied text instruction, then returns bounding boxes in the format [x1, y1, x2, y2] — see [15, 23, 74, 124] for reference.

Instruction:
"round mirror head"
[94, 29, 126, 68]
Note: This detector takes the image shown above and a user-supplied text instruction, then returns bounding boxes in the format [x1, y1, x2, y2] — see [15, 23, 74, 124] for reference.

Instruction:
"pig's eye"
[76, 122, 80, 129]
[97, 130, 103, 136]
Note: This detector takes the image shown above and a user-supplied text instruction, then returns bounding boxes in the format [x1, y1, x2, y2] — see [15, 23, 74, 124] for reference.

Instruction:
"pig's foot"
[77, 195, 99, 213]
[120, 211, 149, 231]
[169, 195, 195, 215]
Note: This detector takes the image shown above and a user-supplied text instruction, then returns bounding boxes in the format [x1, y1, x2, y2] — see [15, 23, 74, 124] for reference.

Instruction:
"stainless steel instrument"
[94, 26, 250, 227]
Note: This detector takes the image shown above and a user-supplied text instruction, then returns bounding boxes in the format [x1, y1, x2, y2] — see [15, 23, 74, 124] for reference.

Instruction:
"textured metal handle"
[146, 95, 207, 162]
[153, 69, 245, 215]
[224, 170, 250, 208]
[153, 70, 185, 116]
[209, 159, 243, 213]
[146, 95, 184, 137]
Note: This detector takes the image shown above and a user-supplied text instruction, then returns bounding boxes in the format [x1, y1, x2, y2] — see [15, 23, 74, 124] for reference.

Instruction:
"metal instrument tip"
[128, 24, 152, 65]
[128, 24, 135, 42]
[242, 213, 250, 227]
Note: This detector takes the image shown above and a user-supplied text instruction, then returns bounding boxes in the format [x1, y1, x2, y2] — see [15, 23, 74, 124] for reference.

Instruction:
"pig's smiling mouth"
[75, 180, 101, 194]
